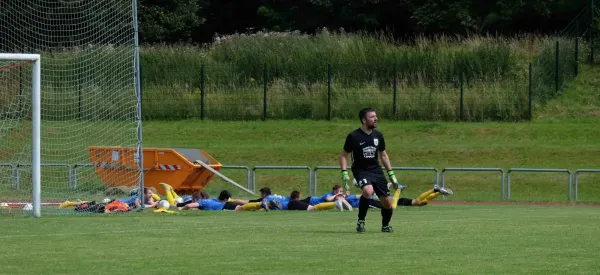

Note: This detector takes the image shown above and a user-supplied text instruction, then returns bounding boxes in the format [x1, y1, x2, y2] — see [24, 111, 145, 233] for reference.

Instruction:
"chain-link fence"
[139, 62, 536, 121]
[529, 1, 597, 110]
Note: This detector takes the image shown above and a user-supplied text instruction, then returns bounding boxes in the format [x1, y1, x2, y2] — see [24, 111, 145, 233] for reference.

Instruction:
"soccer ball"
[158, 200, 170, 209]
[175, 197, 184, 204]
[23, 203, 33, 211]
[102, 198, 111, 203]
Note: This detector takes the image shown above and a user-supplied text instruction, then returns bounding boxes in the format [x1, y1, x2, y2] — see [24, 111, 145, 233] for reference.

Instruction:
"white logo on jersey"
[373, 138, 379, 146]
[362, 146, 376, 158]
[359, 142, 365, 145]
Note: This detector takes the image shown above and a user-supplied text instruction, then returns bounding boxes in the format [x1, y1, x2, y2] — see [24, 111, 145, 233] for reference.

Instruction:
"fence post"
[575, 37, 579, 76]
[139, 62, 143, 119]
[393, 64, 397, 120]
[18, 63, 23, 116]
[555, 41, 559, 93]
[263, 64, 267, 121]
[591, 0, 595, 63]
[528, 63, 533, 121]
[327, 64, 332, 120]
[459, 71, 464, 121]
[592, 33, 596, 63]
[200, 64, 205, 120]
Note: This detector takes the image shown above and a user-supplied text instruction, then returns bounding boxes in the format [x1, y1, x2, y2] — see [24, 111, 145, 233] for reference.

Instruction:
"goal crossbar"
[0, 53, 41, 218]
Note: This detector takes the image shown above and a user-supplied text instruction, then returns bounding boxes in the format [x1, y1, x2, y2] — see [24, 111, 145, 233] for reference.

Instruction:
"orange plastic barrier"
[88, 146, 222, 195]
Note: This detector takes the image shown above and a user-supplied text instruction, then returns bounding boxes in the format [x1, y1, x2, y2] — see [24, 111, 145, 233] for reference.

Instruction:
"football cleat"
[356, 220, 366, 233]
[434, 184, 453, 195]
[343, 201, 353, 211]
[381, 225, 394, 233]
[261, 199, 270, 211]
[387, 182, 407, 191]
[268, 199, 282, 210]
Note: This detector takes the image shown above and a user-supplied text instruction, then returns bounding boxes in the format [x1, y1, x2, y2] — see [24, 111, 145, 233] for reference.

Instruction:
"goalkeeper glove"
[387, 170, 399, 187]
[341, 170, 350, 190]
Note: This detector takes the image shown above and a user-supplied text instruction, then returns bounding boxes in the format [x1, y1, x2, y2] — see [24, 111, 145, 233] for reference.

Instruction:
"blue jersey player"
[264, 191, 341, 211]
[182, 190, 240, 211]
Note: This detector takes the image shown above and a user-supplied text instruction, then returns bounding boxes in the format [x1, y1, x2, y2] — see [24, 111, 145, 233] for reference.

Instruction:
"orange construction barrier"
[88, 146, 223, 195]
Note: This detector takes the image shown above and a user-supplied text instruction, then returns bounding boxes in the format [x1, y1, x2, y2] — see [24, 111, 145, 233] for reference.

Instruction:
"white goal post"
[0, 53, 41, 218]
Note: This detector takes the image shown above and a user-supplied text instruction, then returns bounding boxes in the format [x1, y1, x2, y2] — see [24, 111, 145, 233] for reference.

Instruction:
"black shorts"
[300, 197, 311, 204]
[352, 168, 390, 197]
[222, 202, 237, 210]
[397, 198, 413, 206]
[287, 200, 310, 211]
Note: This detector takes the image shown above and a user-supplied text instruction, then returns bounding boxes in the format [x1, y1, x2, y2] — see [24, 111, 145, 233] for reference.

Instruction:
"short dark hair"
[259, 187, 271, 196]
[359, 107, 376, 123]
[192, 191, 209, 201]
[290, 190, 301, 200]
[218, 190, 232, 201]
[332, 185, 342, 192]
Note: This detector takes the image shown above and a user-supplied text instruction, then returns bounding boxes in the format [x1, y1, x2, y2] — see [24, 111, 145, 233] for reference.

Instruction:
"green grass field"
[2, 44, 600, 275]
[141, 117, 600, 202]
[2, 205, 600, 274]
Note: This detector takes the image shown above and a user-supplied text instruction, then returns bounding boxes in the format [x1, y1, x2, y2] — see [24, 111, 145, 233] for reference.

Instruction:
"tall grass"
[3, 30, 584, 121]
[142, 31, 540, 86]
[141, 75, 528, 121]
[138, 31, 573, 121]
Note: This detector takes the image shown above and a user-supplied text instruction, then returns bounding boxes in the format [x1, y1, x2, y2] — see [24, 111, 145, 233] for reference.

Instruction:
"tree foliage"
[2, 0, 591, 45]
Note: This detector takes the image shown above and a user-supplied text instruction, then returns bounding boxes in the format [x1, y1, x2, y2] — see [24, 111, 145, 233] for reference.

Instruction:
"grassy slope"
[140, 65, 600, 202]
[2, 205, 599, 275]
[535, 64, 600, 120]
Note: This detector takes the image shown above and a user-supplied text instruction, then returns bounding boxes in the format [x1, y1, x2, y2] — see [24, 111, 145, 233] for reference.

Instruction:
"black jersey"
[343, 128, 386, 171]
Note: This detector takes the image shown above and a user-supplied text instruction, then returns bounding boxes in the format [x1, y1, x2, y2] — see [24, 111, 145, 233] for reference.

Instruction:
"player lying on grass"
[58, 198, 135, 213]
[160, 182, 345, 212]
[287, 190, 349, 211]
[262, 189, 348, 211]
[338, 183, 453, 209]
[388, 183, 453, 208]
[179, 190, 241, 211]
[265, 184, 346, 209]
[250, 187, 274, 202]
[126, 187, 164, 208]
[159, 183, 264, 211]
[59, 187, 160, 209]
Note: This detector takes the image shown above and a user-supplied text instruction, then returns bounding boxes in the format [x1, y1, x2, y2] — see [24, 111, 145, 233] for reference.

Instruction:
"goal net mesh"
[0, 1, 141, 214]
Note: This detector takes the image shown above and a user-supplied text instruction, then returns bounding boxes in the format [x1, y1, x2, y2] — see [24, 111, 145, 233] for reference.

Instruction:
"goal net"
[0, 1, 142, 216]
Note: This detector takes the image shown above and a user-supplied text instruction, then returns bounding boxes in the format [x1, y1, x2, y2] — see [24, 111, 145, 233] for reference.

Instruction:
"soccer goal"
[0, 54, 41, 217]
[0, 1, 143, 217]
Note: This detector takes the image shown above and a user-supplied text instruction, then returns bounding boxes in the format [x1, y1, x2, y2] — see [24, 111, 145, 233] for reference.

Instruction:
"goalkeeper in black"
[339, 107, 402, 233]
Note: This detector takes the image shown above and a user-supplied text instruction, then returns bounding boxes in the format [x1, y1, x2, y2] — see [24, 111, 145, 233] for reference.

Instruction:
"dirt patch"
[428, 200, 600, 207]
